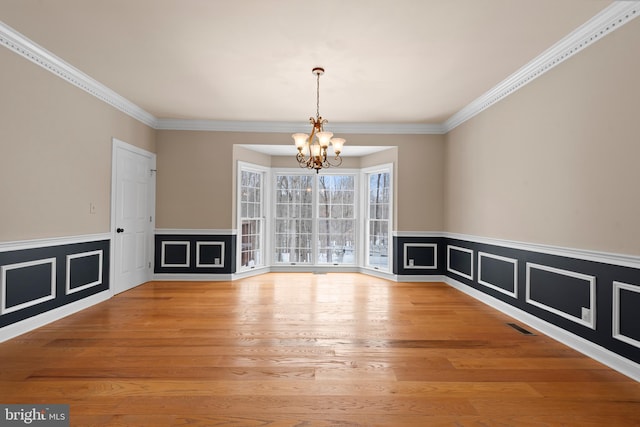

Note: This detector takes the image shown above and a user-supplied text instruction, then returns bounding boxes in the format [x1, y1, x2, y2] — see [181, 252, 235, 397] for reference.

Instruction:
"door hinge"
[148, 262, 151, 269]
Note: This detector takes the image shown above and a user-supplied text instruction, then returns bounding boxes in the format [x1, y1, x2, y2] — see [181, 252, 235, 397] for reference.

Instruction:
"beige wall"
[0, 48, 155, 242]
[156, 131, 445, 231]
[393, 134, 445, 232]
[445, 17, 640, 255]
[9, 15, 635, 254]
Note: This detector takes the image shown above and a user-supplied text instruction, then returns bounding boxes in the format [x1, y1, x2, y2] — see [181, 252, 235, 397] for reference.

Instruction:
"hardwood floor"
[1, 273, 638, 426]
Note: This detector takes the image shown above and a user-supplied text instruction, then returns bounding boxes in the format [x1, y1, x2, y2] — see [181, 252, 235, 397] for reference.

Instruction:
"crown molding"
[324, 122, 447, 135]
[155, 118, 446, 134]
[442, 1, 640, 132]
[2, 1, 638, 135]
[156, 119, 305, 133]
[0, 20, 157, 128]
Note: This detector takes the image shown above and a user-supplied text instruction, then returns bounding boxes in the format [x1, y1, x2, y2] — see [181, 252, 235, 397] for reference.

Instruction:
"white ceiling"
[0, 0, 615, 127]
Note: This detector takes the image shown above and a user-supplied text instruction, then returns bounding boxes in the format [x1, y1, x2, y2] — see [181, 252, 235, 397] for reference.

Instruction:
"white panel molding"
[196, 242, 225, 268]
[477, 251, 518, 299]
[612, 281, 640, 349]
[525, 262, 596, 330]
[66, 250, 103, 295]
[155, 229, 237, 236]
[447, 245, 474, 281]
[443, 2, 640, 131]
[403, 243, 438, 269]
[160, 241, 190, 268]
[0, 21, 156, 128]
[444, 276, 640, 382]
[1, 258, 57, 314]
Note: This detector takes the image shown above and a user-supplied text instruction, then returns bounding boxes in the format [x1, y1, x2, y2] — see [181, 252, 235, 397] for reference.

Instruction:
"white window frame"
[272, 170, 315, 266]
[361, 163, 394, 272]
[272, 168, 359, 267]
[316, 171, 358, 266]
[236, 161, 270, 272]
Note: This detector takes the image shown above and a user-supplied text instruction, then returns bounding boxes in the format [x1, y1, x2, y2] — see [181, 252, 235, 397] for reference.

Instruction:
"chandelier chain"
[316, 71, 320, 120]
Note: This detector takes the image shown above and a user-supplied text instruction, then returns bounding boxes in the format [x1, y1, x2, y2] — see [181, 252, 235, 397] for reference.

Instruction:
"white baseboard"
[232, 267, 271, 280]
[357, 267, 396, 281]
[396, 274, 448, 283]
[0, 290, 111, 343]
[153, 273, 234, 281]
[443, 276, 640, 382]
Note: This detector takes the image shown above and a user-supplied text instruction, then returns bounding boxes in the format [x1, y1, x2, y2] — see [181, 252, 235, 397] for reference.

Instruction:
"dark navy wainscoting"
[0, 240, 110, 328]
[444, 237, 640, 364]
[394, 234, 640, 364]
[393, 236, 446, 275]
[154, 234, 236, 274]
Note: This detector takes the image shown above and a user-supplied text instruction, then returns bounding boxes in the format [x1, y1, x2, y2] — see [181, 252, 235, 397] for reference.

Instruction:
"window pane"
[344, 205, 354, 218]
[316, 174, 356, 265]
[370, 203, 389, 220]
[275, 173, 356, 265]
[240, 169, 264, 270]
[275, 175, 314, 264]
[241, 219, 262, 267]
[367, 171, 390, 270]
[368, 220, 388, 269]
[317, 219, 355, 264]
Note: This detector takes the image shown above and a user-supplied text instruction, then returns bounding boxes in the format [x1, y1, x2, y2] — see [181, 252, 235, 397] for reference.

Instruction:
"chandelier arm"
[308, 121, 318, 148]
[324, 155, 343, 167]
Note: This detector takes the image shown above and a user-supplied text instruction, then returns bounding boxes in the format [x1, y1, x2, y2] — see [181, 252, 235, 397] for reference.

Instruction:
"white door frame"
[110, 138, 156, 296]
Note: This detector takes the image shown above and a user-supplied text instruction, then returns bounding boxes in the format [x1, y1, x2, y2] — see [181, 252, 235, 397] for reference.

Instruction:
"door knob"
[116, 228, 125, 233]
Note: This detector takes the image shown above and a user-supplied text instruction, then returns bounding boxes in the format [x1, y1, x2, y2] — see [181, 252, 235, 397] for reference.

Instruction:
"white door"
[112, 139, 155, 294]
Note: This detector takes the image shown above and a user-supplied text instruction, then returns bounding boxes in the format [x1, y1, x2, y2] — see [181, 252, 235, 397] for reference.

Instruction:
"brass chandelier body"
[292, 67, 345, 173]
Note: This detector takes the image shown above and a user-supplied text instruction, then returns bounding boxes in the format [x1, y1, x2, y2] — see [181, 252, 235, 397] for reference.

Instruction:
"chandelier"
[292, 67, 345, 173]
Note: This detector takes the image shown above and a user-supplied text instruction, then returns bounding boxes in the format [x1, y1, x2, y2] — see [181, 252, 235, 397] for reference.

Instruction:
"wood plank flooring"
[1, 273, 638, 426]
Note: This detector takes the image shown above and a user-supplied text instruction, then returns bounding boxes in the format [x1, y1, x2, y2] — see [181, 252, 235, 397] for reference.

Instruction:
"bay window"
[237, 163, 392, 272]
[274, 172, 357, 266]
